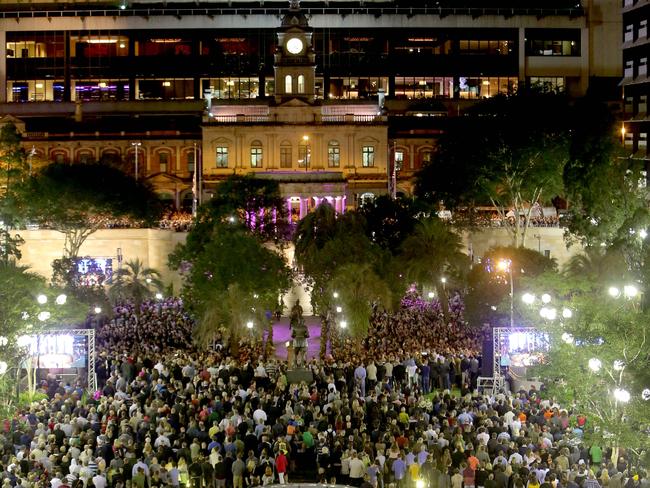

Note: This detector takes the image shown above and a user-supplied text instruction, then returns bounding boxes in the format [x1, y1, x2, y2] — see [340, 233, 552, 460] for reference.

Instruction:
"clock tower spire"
[274, 0, 316, 103]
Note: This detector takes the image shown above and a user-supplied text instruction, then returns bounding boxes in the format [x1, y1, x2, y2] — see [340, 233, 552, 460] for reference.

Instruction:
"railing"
[0, 5, 585, 20]
[321, 114, 380, 123]
[210, 115, 270, 123]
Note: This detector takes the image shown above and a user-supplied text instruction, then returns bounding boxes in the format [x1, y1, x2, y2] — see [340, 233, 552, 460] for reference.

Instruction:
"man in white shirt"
[367, 362, 378, 390]
[253, 408, 267, 425]
[348, 452, 366, 483]
[92, 473, 107, 488]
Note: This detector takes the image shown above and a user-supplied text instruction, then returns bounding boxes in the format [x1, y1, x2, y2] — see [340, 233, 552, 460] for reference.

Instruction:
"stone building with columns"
[0, 0, 622, 211]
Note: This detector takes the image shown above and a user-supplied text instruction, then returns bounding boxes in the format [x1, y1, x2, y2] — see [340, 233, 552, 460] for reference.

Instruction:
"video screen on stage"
[22, 334, 88, 369]
[499, 329, 550, 368]
[74, 257, 113, 286]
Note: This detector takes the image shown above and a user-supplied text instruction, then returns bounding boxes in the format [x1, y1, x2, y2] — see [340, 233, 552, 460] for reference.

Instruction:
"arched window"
[327, 140, 340, 168]
[285, 75, 293, 94]
[297, 75, 305, 93]
[280, 141, 292, 168]
[77, 151, 93, 164]
[157, 151, 171, 173]
[250, 140, 263, 168]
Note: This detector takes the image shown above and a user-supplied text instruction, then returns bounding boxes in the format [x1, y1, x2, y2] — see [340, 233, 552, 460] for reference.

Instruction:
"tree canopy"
[17, 163, 162, 257]
[415, 92, 571, 247]
[183, 224, 291, 350]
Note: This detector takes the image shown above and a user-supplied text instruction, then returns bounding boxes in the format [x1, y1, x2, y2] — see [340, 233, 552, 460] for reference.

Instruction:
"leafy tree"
[563, 97, 650, 250]
[181, 225, 291, 354]
[0, 261, 86, 409]
[415, 92, 570, 247]
[0, 123, 27, 263]
[329, 263, 392, 338]
[17, 163, 162, 258]
[399, 218, 469, 322]
[521, 273, 650, 461]
[49, 256, 109, 311]
[293, 204, 394, 356]
[109, 259, 163, 317]
[464, 246, 557, 328]
[178, 175, 288, 264]
[357, 195, 423, 254]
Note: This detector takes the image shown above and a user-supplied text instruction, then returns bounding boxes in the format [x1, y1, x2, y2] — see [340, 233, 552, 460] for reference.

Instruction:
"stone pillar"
[299, 197, 306, 219]
[579, 27, 590, 96]
[0, 30, 6, 103]
[128, 37, 136, 101]
[63, 31, 72, 102]
[518, 27, 526, 88]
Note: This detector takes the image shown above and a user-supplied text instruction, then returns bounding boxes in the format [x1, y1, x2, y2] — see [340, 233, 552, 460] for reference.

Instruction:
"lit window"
[362, 146, 375, 167]
[216, 147, 229, 168]
[159, 152, 169, 173]
[328, 141, 340, 168]
[394, 150, 404, 171]
[297, 75, 305, 93]
[250, 141, 263, 168]
[187, 150, 195, 172]
[280, 144, 292, 168]
[285, 75, 292, 94]
[298, 143, 310, 168]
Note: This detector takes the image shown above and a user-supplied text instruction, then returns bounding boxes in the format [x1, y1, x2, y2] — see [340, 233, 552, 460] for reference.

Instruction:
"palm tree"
[293, 202, 338, 358]
[399, 218, 468, 322]
[194, 283, 265, 357]
[564, 247, 628, 283]
[331, 262, 392, 340]
[109, 259, 163, 316]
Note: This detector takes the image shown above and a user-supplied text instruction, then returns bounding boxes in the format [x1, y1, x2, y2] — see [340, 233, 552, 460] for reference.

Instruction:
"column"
[176, 147, 181, 172]
[128, 37, 136, 100]
[409, 143, 415, 170]
[63, 31, 71, 102]
[518, 27, 526, 87]
[0, 30, 6, 103]
[579, 27, 590, 96]
[287, 198, 293, 222]
[299, 198, 306, 220]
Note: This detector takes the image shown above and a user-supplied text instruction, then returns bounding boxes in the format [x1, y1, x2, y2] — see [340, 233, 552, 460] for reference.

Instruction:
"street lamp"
[613, 388, 630, 403]
[131, 142, 142, 181]
[339, 320, 347, 329]
[497, 259, 514, 327]
[246, 321, 254, 329]
[588, 358, 602, 372]
[302, 135, 310, 171]
[521, 292, 535, 305]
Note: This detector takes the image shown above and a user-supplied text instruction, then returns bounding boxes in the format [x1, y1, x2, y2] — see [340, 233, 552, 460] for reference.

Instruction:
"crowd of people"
[95, 298, 194, 356]
[0, 295, 647, 488]
[158, 212, 193, 233]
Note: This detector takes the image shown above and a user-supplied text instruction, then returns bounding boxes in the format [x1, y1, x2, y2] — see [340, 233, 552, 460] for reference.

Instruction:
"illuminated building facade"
[0, 0, 621, 209]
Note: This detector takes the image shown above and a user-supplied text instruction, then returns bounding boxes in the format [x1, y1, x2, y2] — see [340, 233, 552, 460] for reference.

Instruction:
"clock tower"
[274, 0, 316, 103]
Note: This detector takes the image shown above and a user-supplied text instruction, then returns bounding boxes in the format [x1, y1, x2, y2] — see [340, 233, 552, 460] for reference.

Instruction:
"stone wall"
[462, 227, 579, 267]
[14, 229, 187, 292]
[14, 226, 581, 310]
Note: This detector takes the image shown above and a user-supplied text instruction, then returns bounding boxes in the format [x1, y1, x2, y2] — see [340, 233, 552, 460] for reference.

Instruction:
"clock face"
[286, 37, 304, 55]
